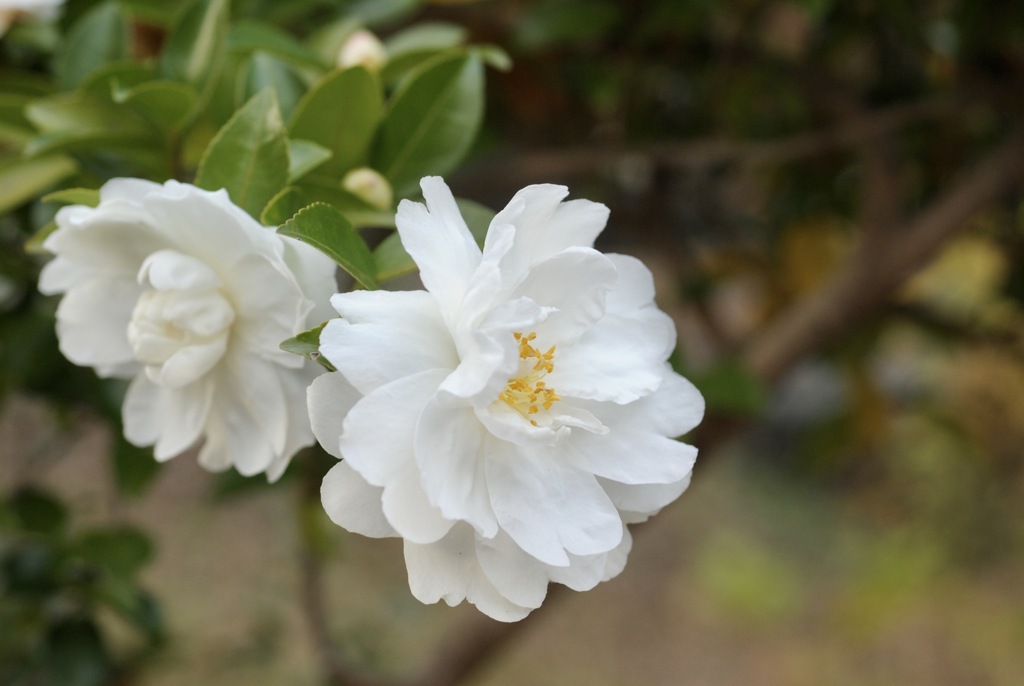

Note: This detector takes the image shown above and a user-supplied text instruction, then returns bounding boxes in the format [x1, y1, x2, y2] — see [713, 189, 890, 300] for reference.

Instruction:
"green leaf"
[295, 179, 393, 227]
[160, 0, 230, 85]
[261, 185, 308, 225]
[0, 156, 77, 215]
[195, 88, 289, 218]
[474, 44, 513, 72]
[228, 21, 329, 71]
[278, 202, 378, 289]
[42, 187, 100, 207]
[381, 22, 469, 85]
[80, 61, 155, 98]
[374, 197, 492, 281]
[373, 53, 484, 197]
[288, 139, 332, 183]
[72, 527, 153, 579]
[111, 434, 162, 498]
[289, 67, 382, 178]
[241, 51, 305, 120]
[24, 220, 57, 254]
[280, 321, 336, 371]
[113, 80, 199, 134]
[25, 91, 147, 134]
[8, 487, 68, 538]
[55, 1, 126, 90]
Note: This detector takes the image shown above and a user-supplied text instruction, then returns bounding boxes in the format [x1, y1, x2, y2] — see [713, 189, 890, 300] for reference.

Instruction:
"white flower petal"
[600, 474, 693, 520]
[476, 530, 549, 609]
[396, 177, 481, 321]
[382, 462, 454, 544]
[489, 184, 608, 279]
[604, 254, 657, 310]
[98, 177, 162, 206]
[547, 311, 671, 403]
[569, 431, 696, 486]
[547, 525, 632, 591]
[321, 462, 396, 538]
[322, 290, 456, 396]
[510, 247, 616, 345]
[307, 372, 361, 460]
[122, 374, 162, 448]
[55, 277, 140, 377]
[339, 368, 447, 486]
[223, 253, 304, 366]
[150, 337, 226, 389]
[404, 524, 535, 622]
[415, 396, 497, 536]
[152, 382, 213, 461]
[46, 207, 164, 277]
[486, 440, 622, 566]
[38, 257, 92, 295]
[138, 249, 220, 291]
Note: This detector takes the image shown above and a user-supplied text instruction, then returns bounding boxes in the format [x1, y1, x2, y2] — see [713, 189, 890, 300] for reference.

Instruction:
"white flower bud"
[336, 29, 388, 72]
[342, 167, 393, 210]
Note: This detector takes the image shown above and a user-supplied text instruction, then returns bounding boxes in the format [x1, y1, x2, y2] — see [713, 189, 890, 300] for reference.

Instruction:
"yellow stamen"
[498, 331, 561, 426]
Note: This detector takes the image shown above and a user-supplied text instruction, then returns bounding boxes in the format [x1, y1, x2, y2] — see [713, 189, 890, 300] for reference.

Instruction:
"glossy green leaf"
[373, 53, 484, 197]
[261, 185, 308, 225]
[381, 22, 468, 84]
[80, 61, 155, 98]
[289, 67, 382, 178]
[288, 139, 332, 182]
[278, 202, 378, 289]
[241, 51, 305, 120]
[55, 1, 126, 90]
[42, 187, 100, 207]
[195, 88, 289, 218]
[113, 80, 199, 134]
[160, 0, 230, 85]
[280, 321, 336, 371]
[229, 21, 328, 71]
[0, 156, 77, 215]
[25, 91, 149, 136]
[23, 131, 148, 158]
[374, 197, 493, 281]
[295, 179, 393, 227]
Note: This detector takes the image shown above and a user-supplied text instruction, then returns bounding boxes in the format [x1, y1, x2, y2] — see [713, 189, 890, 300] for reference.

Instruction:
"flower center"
[127, 287, 235, 388]
[498, 332, 561, 426]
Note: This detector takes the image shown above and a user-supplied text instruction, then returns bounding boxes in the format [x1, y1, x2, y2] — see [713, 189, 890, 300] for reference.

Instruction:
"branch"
[746, 130, 1024, 383]
[406, 593, 556, 686]
[455, 98, 956, 192]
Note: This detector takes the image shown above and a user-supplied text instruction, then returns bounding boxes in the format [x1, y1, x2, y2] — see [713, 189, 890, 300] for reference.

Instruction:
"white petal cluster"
[311, 177, 703, 621]
[40, 179, 337, 480]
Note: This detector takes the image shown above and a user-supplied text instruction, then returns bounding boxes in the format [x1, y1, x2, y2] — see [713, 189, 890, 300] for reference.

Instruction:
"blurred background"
[3, 0, 1024, 684]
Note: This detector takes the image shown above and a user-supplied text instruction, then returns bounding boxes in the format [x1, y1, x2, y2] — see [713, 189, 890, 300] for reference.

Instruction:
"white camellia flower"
[39, 179, 336, 481]
[310, 177, 704, 621]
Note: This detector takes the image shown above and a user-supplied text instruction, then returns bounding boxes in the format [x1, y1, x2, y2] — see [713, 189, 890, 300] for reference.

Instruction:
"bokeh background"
[3, 0, 1024, 684]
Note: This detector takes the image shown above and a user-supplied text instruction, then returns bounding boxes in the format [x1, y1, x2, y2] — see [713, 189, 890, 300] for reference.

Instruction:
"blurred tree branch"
[458, 97, 957, 194]
[746, 129, 1024, 382]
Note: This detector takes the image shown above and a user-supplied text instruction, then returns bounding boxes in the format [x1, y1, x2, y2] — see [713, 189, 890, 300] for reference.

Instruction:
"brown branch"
[455, 98, 956, 193]
[746, 129, 1024, 383]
